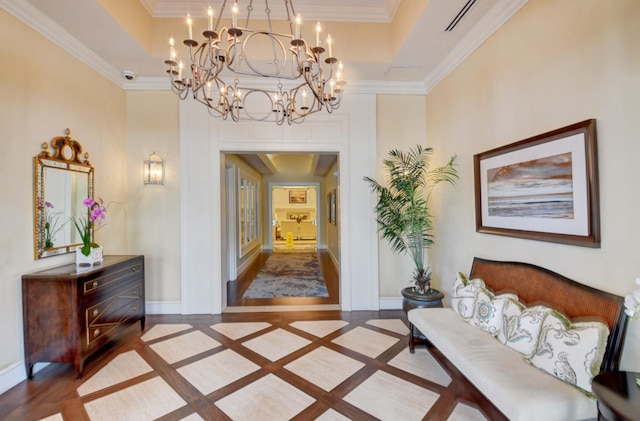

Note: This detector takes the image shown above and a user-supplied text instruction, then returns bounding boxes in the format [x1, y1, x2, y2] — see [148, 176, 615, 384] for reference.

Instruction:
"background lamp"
[143, 152, 165, 185]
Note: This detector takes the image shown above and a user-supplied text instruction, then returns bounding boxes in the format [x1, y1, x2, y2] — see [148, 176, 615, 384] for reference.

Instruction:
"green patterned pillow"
[527, 311, 610, 396]
[498, 304, 552, 357]
[469, 291, 520, 336]
[451, 272, 484, 321]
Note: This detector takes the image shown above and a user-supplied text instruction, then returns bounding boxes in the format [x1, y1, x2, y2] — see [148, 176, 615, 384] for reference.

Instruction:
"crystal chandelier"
[164, 0, 346, 125]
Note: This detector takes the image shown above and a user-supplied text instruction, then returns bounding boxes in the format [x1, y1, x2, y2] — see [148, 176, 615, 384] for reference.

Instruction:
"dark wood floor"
[0, 311, 498, 421]
[226, 249, 340, 306]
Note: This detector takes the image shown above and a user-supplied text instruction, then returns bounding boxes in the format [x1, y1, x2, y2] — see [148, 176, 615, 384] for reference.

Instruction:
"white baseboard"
[0, 361, 26, 395]
[146, 301, 182, 315]
[379, 297, 403, 310]
[0, 361, 50, 395]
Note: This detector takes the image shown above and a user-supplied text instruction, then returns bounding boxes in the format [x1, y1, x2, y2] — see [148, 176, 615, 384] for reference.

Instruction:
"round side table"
[401, 287, 444, 353]
[592, 371, 640, 421]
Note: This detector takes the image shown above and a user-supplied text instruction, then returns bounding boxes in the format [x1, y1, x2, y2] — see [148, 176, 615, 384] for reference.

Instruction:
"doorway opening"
[224, 152, 340, 310]
[271, 184, 318, 251]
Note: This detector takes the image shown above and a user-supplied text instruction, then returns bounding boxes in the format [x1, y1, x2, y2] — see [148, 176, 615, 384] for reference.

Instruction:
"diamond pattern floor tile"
[242, 328, 311, 361]
[37, 414, 63, 421]
[285, 346, 365, 391]
[366, 318, 410, 335]
[388, 347, 451, 386]
[141, 324, 192, 342]
[331, 326, 399, 358]
[315, 409, 352, 420]
[177, 349, 260, 395]
[211, 322, 271, 340]
[84, 377, 186, 421]
[150, 330, 221, 364]
[77, 351, 153, 396]
[448, 402, 489, 420]
[344, 370, 439, 421]
[289, 320, 349, 337]
[215, 373, 315, 421]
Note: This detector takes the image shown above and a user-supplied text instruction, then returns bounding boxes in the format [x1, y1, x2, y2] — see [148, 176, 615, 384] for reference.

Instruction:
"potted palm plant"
[364, 144, 458, 298]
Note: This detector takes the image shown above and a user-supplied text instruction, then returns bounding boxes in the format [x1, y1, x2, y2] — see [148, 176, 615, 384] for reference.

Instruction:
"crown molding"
[141, 0, 395, 22]
[423, 0, 529, 93]
[0, 0, 124, 87]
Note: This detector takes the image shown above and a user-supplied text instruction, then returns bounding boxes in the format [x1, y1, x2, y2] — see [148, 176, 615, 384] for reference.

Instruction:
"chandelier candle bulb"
[295, 14, 302, 39]
[327, 34, 333, 57]
[315, 22, 321, 46]
[178, 61, 183, 80]
[232, 2, 238, 28]
[187, 14, 193, 40]
[207, 7, 214, 31]
[169, 37, 174, 60]
[302, 90, 307, 108]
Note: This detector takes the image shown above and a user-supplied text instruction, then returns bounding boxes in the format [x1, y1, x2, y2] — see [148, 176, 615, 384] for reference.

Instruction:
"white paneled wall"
[180, 94, 379, 313]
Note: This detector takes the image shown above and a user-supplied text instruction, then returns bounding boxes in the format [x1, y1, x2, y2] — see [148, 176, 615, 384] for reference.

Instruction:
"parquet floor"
[0, 251, 504, 420]
[0, 311, 492, 421]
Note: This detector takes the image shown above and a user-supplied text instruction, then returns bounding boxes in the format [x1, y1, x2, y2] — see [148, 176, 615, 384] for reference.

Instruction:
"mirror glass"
[34, 130, 94, 259]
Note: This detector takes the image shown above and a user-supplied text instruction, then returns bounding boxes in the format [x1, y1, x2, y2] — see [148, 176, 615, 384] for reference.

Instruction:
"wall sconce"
[143, 152, 164, 185]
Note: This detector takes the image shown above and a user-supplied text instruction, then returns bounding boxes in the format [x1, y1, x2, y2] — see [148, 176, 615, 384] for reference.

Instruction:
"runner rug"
[242, 250, 329, 298]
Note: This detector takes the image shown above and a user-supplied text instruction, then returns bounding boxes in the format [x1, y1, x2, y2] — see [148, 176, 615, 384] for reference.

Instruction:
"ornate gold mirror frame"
[34, 129, 94, 259]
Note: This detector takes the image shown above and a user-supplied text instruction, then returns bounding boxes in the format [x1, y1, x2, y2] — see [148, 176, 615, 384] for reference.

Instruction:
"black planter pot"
[401, 287, 444, 315]
[401, 287, 444, 352]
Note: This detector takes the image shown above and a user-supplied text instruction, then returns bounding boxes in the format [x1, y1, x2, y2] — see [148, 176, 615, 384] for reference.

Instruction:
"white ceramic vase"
[76, 246, 103, 266]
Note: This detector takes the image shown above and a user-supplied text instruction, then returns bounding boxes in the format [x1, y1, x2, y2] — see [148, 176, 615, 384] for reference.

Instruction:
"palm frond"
[363, 145, 458, 277]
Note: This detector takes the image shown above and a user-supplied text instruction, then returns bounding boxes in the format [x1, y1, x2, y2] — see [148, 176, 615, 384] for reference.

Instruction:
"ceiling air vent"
[445, 0, 478, 32]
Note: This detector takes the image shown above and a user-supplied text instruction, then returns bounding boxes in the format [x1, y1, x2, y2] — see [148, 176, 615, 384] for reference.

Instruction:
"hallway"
[227, 250, 340, 308]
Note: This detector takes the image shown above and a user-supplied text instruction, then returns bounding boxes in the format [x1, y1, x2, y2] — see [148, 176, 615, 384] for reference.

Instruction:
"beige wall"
[0, 10, 127, 375]
[375, 95, 431, 298]
[426, 0, 640, 371]
[125, 91, 181, 303]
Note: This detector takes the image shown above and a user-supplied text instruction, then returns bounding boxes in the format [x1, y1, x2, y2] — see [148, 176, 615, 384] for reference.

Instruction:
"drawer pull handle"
[132, 289, 137, 295]
[133, 306, 137, 311]
[92, 281, 98, 289]
[92, 309, 99, 317]
[94, 328, 100, 336]
[131, 267, 137, 272]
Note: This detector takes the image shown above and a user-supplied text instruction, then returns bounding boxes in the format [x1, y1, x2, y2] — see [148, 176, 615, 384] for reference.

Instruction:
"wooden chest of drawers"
[22, 255, 145, 378]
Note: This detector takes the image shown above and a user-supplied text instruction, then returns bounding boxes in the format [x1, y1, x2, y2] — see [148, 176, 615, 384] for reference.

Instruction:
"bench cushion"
[408, 308, 596, 421]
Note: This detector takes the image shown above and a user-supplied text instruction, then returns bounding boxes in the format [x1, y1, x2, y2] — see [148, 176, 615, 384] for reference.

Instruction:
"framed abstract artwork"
[289, 189, 307, 204]
[474, 119, 600, 247]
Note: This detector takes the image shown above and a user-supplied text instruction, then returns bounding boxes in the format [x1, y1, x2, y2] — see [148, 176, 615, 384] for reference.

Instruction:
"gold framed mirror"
[34, 129, 94, 259]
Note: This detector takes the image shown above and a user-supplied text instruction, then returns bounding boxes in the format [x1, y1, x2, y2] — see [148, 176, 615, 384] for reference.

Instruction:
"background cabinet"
[22, 255, 145, 378]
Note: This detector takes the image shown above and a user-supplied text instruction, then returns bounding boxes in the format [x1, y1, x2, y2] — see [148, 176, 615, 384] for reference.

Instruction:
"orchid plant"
[74, 197, 107, 256]
[42, 200, 67, 249]
[624, 277, 640, 321]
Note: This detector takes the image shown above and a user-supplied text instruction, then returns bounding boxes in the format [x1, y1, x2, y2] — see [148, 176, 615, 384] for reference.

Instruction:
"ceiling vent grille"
[445, 0, 478, 32]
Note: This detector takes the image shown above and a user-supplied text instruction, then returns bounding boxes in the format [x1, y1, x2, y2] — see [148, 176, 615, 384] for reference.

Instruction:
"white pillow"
[499, 304, 552, 357]
[451, 272, 484, 321]
[469, 291, 519, 336]
[528, 311, 610, 396]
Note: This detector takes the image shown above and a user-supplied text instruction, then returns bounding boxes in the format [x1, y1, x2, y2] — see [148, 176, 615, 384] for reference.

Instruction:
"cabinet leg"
[141, 316, 146, 331]
[26, 363, 34, 379]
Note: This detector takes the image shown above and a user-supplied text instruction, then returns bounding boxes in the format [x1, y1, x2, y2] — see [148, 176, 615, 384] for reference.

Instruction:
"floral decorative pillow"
[469, 291, 519, 336]
[498, 304, 552, 357]
[528, 311, 610, 396]
[451, 272, 484, 321]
